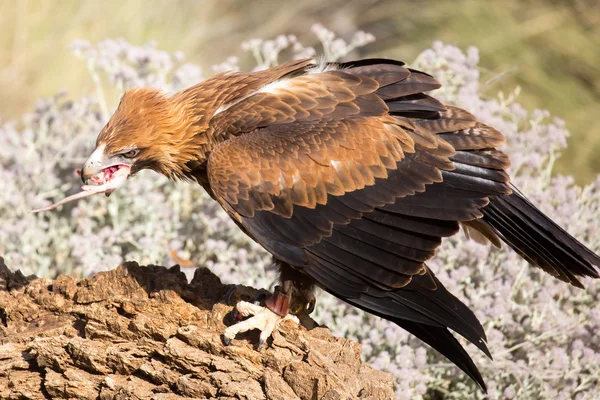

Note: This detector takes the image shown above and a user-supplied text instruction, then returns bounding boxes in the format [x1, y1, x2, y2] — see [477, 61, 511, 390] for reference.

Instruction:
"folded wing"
[207, 59, 599, 391]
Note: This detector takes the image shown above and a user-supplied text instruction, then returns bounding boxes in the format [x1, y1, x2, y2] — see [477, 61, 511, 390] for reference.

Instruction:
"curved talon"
[289, 293, 317, 315]
[305, 297, 316, 314]
[289, 302, 304, 315]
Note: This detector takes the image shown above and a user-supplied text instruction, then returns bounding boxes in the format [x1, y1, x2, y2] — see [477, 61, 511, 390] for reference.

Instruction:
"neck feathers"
[100, 59, 314, 180]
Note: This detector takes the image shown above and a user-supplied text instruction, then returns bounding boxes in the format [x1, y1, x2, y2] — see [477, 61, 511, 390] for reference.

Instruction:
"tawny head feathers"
[91, 60, 322, 181]
[97, 87, 207, 179]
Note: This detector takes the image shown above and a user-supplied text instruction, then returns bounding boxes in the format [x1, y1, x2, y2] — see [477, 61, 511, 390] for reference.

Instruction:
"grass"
[1, 0, 598, 182]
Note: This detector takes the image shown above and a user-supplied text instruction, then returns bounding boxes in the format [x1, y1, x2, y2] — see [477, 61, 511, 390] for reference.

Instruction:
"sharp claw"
[305, 296, 316, 314]
[257, 339, 265, 351]
[223, 335, 232, 346]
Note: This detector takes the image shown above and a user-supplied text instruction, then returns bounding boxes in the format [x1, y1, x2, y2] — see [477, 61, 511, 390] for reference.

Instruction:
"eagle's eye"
[122, 149, 139, 159]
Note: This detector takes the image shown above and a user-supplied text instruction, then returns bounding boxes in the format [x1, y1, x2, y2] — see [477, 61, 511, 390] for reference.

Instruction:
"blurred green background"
[1, 0, 598, 182]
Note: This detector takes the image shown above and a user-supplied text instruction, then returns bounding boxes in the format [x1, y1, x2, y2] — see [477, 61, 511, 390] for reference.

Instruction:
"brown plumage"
[73, 58, 600, 391]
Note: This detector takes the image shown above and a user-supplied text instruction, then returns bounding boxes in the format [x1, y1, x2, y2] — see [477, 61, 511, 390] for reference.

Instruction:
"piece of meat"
[31, 165, 131, 213]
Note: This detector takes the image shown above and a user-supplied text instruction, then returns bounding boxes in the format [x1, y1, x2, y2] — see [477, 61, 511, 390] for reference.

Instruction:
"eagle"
[34, 58, 600, 390]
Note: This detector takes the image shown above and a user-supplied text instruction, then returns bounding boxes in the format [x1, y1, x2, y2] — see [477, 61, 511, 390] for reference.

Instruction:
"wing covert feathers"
[203, 58, 600, 390]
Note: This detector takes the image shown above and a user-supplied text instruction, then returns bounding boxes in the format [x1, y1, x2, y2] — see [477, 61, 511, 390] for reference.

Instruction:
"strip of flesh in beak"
[30, 165, 131, 213]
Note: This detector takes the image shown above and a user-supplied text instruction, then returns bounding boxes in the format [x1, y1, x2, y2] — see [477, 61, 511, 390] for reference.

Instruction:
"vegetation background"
[2, 1, 600, 398]
[0, 0, 599, 182]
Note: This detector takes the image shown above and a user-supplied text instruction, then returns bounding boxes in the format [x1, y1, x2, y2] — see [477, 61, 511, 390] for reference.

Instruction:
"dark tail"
[482, 185, 600, 287]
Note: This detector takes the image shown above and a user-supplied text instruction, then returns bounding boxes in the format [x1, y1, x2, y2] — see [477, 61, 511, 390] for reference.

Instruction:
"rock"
[0, 258, 394, 399]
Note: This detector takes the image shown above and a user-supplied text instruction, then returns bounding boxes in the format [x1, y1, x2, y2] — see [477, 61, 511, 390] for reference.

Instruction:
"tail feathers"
[483, 185, 600, 287]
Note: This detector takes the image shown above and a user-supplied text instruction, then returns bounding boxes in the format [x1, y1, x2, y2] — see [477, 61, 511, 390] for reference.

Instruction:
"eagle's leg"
[223, 260, 316, 350]
[275, 261, 317, 316]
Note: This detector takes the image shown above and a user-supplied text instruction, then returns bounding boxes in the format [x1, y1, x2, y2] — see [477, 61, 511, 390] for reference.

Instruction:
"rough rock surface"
[0, 257, 393, 399]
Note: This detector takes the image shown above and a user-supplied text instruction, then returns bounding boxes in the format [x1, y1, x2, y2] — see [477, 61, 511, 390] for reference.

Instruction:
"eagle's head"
[80, 87, 205, 194]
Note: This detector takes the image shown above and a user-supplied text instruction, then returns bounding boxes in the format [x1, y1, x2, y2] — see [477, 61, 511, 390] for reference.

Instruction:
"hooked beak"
[30, 145, 134, 213]
[80, 145, 133, 194]
[81, 145, 108, 184]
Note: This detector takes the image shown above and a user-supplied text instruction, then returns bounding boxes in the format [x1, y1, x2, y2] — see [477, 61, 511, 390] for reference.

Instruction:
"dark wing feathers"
[364, 209, 460, 238]
[387, 93, 447, 114]
[208, 90, 496, 389]
[451, 149, 511, 170]
[439, 122, 506, 150]
[377, 70, 442, 100]
[415, 106, 477, 133]
[336, 58, 409, 87]
[337, 219, 437, 261]
[392, 320, 487, 392]
[207, 58, 600, 391]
